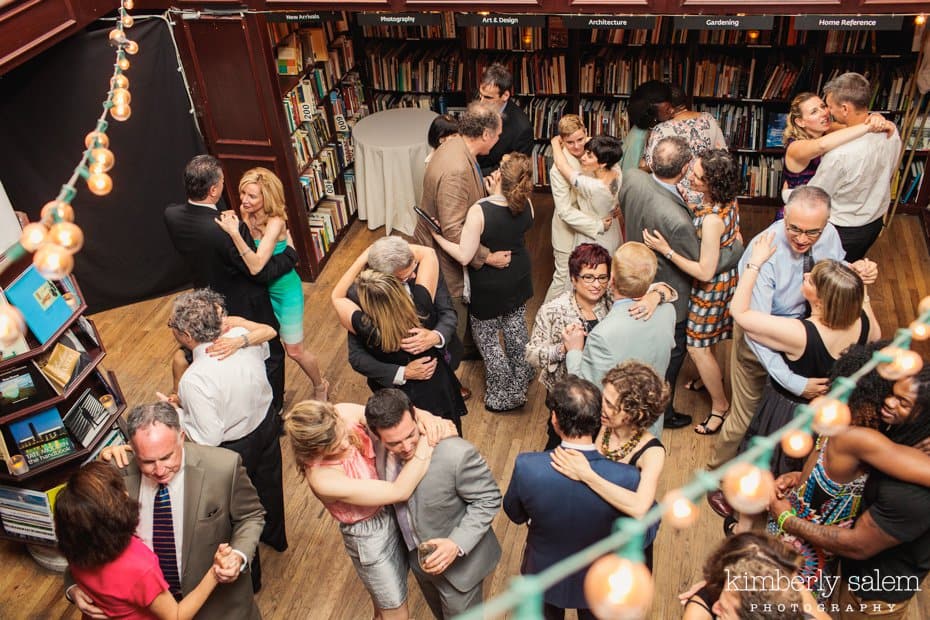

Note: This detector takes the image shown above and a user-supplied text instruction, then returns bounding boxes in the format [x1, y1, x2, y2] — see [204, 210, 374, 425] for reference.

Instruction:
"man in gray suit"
[621, 136, 743, 429]
[365, 389, 501, 618]
[564, 242, 676, 436]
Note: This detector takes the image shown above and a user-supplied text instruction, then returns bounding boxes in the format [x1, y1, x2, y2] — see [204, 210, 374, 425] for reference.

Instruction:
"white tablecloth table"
[353, 107, 438, 235]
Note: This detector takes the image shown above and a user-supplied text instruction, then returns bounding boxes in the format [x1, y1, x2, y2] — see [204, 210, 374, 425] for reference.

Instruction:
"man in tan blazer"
[414, 101, 511, 353]
[66, 403, 265, 620]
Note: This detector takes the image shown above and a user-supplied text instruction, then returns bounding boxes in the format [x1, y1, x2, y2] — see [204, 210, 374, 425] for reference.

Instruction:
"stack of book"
[580, 98, 628, 138]
[0, 483, 64, 543]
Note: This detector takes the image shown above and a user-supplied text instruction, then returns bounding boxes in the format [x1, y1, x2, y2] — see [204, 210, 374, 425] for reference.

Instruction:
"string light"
[87, 171, 114, 195]
[111, 74, 129, 89]
[125, 40, 140, 55]
[910, 320, 930, 341]
[33, 244, 75, 280]
[84, 130, 109, 149]
[916, 14, 927, 26]
[111, 88, 131, 106]
[108, 28, 127, 46]
[809, 397, 852, 436]
[48, 222, 85, 254]
[118, 56, 130, 71]
[876, 346, 924, 380]
[89, 147, 115, 172]
[19, 223, 48, 252]
[122, 13, 134, 28]
[782, 428, 814, 458]
[585, 554, 653, 620]
[919, 295, 930, 316]
[662, 490, 698, 529]
[0, 305, 26, 347]
[110, 103, 132, 121]
[721, 461, 774, 514]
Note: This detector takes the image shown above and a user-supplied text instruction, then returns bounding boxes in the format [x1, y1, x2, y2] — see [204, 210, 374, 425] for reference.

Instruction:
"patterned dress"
[685, 201, 739, 347]
[767, 438, 868, 600]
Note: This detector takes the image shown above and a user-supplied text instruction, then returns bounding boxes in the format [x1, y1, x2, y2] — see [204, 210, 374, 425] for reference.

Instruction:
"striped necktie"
[154, 484, 182, 599]
[803, 249, 814, 318]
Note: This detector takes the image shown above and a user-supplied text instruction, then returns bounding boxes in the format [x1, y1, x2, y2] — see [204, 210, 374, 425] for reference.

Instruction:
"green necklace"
[601, 427, 644, 462]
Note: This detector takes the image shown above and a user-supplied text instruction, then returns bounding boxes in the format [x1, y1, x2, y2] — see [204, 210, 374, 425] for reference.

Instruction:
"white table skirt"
[353, 107, 438, 235]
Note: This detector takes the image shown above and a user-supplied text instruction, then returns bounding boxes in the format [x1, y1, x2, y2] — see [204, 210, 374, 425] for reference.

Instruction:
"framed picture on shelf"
[3, 266, 73, 345]
[7, 407, 75, 467]
[0, 363, 57, 415]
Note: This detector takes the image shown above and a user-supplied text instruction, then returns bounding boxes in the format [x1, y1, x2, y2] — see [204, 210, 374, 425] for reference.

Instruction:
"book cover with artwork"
[62, 389, 108, 448]
[7, 407, 75, 467]
[765, 113, 788, 149]
[4, 266, 73, 344]
[0, 363, 57, 415]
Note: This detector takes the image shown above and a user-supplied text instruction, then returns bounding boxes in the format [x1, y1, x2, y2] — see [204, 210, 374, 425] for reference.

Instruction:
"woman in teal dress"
[217, 167, 328, 400]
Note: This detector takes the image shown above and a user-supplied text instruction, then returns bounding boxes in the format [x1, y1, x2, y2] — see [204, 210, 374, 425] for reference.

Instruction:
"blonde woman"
[331, 245, 467, 434]
[284, 400, 454, 620]
[779, 92, 894, 214]
[215, 167, 328, 399]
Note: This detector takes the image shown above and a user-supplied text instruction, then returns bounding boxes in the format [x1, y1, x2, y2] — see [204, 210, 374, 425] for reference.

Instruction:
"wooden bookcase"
[0, 254, 127, 546]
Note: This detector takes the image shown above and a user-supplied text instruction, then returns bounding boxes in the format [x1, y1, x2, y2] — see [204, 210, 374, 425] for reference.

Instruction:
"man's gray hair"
[368, 236, 414, 275]
[459, 101, 501, 139]
[823, 72, 871, 111]
[785, 185, 832, 216]
[127, 402, 182, 439]
[651, 136, 692, 179]
[169, 288, 223, 344]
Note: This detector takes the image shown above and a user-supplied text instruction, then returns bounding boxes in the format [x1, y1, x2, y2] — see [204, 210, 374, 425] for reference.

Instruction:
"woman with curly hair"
[642, 149, 741, 435]
[431, 152, 536, 412]
[549, 361, 669, 568]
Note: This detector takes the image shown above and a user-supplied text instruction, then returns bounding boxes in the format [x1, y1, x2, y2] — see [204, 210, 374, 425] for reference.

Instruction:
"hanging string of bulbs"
[0, 0, 138, 349]
[460, 299, 930, 620]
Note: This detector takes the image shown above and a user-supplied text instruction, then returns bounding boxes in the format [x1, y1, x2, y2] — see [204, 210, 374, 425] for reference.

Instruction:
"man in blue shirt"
[707, 185, 878, 517]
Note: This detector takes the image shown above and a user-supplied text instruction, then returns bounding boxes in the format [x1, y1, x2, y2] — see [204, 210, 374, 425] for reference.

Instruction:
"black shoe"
[664, 411, 692, 429]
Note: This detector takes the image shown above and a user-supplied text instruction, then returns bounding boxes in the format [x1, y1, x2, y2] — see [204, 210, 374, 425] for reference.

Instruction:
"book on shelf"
[904, 117, 930, 151]
[465, 26, 544, 51]
[0, 483, 64, 542]
[0, 362, 58, 415]
[33, 341, 87, 393]
[343, 170, 359, 216]
[4, 266, 74, 345]
[765, 113, 789, 149]
[7, 407, 75, 468]
[522, 97, 569, 140]
[276, 34, 303, 76]
[62, 388, 109, 449]
[579, 98, 628, 139]
[531, 143, 554, 186]
[897, 160, 925, 204]
[736, 155, 784, 200]
[82, 425, 127, 466]
[0, 329, 28, 361]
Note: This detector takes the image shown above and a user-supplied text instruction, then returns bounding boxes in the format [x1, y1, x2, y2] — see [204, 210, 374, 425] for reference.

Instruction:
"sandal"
[314, 378, 330, 402]
[694, 412, 726, 435]
[684, 378, 706, 392]
[723, 514, 738, 537]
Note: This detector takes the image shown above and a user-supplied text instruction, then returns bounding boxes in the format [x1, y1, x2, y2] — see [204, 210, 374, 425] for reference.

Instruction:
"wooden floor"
[2, 196, 930, 620]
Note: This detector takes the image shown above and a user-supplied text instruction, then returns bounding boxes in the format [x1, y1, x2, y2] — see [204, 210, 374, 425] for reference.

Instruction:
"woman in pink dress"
[283, 400, 454, 620]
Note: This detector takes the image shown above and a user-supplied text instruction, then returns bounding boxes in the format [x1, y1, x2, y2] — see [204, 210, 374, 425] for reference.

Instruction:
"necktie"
[387, 455, 418, 551]
[153, 484, 182, 599]
[803, 250, 814, 318]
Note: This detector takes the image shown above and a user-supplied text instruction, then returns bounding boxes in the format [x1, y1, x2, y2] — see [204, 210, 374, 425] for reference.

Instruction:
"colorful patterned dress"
[767, 438, 868, 600]
[685, 201, 739, 347]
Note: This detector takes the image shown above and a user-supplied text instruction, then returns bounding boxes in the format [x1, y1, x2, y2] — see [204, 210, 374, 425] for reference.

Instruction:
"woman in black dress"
[430, 152, 535, 412]
[332, 244, 466, 434]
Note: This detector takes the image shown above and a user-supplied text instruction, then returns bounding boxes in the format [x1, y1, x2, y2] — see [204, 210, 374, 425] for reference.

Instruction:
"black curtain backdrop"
[0, 18, 203, 312]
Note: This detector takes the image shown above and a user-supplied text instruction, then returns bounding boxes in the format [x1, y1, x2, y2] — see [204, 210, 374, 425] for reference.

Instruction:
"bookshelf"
[0, 254, 127, 546]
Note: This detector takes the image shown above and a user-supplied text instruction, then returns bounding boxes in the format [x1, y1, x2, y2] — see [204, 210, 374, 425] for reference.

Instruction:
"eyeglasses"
[785, 223, 823, 239]
[577, 274, 610, 284]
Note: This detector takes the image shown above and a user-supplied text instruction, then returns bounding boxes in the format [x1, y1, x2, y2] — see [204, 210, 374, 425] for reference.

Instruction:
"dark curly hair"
[54, 461, 140, 568]
[699, 532, 801, 607]
[699, 148, 741, 205]
[831, 340, 892, 430]
[602, 361, 670, 431]
[884, 366, 930, 448]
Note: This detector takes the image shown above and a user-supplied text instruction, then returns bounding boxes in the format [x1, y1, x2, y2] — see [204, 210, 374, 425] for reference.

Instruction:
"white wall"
[0, 180, 22, 255]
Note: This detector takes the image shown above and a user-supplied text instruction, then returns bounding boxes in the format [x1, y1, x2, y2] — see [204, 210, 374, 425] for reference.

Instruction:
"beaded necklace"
[601, 427, 644, 462]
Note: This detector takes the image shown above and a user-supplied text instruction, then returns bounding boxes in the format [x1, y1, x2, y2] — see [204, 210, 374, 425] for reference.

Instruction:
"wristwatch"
[664, 250, 674, 261]
[653, 289, 667, 304]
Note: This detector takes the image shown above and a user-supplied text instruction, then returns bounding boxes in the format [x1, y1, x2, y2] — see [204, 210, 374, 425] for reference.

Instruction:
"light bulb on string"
[108, 28, 127, 46]
[20, 223, 48, 252]
[111, 103, 132, 121]
[124, 40, 140, 55]
[41, 200, 74, 224]
[89, 147, 115, 172]
[584, 554, 653, 620]
[810, 397, 851, 436]
[84, 130, 109, 149]
[111, 74, 129, 89]
[48, 222, 85, 254]
[87, 171, 113, 195]
[916, 14, 927, 26]
[782, 429, 814, 458]
[662, 490, 698, 529]
[721, 461, 774, 515]
[111, 88, 131, 107]
[118, 56, 130, 71]
[876, 346, 924, 380]
[910, 321, 930, 341]
[0, 304, 25, 347]
[124, 0, 134, 8]
[33, 243, 74, 280]
[919, 295, 930, 317]
[122, 13, 134, 28]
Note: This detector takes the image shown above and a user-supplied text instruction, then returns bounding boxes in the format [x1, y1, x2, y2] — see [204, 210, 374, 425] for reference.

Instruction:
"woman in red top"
[55, 461, 225, 620]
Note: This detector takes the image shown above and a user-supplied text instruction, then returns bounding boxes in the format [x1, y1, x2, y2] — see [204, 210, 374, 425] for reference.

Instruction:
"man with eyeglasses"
[706, 185, 878, 519]
[475, 62, 534, 176]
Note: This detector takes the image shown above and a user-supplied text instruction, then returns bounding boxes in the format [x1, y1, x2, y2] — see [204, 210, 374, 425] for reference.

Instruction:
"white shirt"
[178, 326, 272, 446]
[809, 129, 901, 227]
[137, 454, 185, 577]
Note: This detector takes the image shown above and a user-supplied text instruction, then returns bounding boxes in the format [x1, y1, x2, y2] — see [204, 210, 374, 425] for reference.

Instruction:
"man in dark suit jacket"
[366, 389, 501, 619]
[621, 137, 743, 429]
[163, 155, 297, 412]
[66, 403, 265, 620]
[346, 236, 464, 392]
[476, 62, 534, 176]
[504, 376, 644, 620]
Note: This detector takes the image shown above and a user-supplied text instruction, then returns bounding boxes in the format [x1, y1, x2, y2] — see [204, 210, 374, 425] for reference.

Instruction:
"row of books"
[464, 26, 544, 51]
[308, 191, 357, 263]
[364, 42, 464, 93]
[756, 58, 814, 101]
[331, 73, 368, 122]
[322, 12, 350, 42]
[904, 117, 930, 151]
[696, 104, 767, 151]
[896, 160, 926, 204]
[521, 97, 571, 140]
[298, 145, 341, 209]
[509, 55, 568, 96]
[695, 20, 808, 47]
[369, 93, 433, 113]
[580, 98, 628, 139]
[327, 35, 355, 84]
[692, 55, 754, 99]
[813, 62, 917, 113]
[530, 143, 555, 187]
[292, 111, 332, 172]
[579, 49, 689, 97]
[283, 79, 320, 135]
[275, 30, 329, 76]
[584, 16, 677, 46]
[824, 30, 878, 55]
[737, 155, 785, 199]
[362, 13, 457, 40]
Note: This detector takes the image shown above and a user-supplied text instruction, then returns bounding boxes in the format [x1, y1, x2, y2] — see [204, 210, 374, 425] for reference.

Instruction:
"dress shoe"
[664, 411, 692, 429]
[707, 489, 734, 518]
[460, 386, 472, 401]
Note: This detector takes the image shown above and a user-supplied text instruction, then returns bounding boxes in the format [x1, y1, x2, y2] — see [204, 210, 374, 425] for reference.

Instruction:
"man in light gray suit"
[564, 242, 675, 436]
[621, 136, 743, 429]
[365, 389, 501, 619]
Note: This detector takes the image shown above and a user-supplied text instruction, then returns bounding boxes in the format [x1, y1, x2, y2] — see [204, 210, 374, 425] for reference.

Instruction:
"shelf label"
[356, 13, 442, 27]
[456, 14, 547, 28]
[562, 16, 657, 30]
[674, 16, 774, 30]
[334, 114, 349, 133]
[794, 15, 903, 31]
[266, 12, 338, 24]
